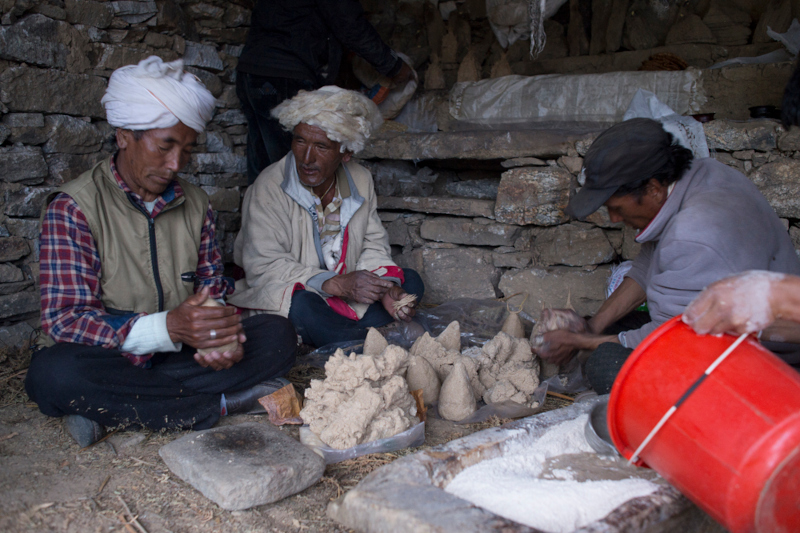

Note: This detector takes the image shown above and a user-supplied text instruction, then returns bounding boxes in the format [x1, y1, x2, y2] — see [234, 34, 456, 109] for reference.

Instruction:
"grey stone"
[42, 115, 105, 154]
[558, 155, 583, 175]
[492, 251, 531, 268]
[202, 187, 239, 212]
[111, 0, 157, 23]
[0, 125, 7, 145]
[205, 131, 232, 153]
[378, 197, 495, 219]
[778, 128, 800, 152]
[0, 146, 48, 184]
[494, 166, 571, 226]
[0, 321, 35, 351]
[420, 217, 520, 247]
[748, 158, 800, 218]
[213, 110, 249, 127]
[606, 229, 623, 254]
[222, 44, 244, 58]
[144, 32, 171, 48]
[215, 212, 241, 233]
[192, 153, 247, 175]
[535, 222, 615, 266]
[0, 280, 34, 295]
[732, 150, 754, 160]
[189, 173, 248, 189]
[394, 247, 498, 304]
[0, 14, 69, 69]
[0, 290, 39, 319]
[223, 5, 250, 27]
[712, 152, 744, 172]
[361, 161, 438, 198]
[498, 265, 612, 317]
[385, 218, 410, 247]
[4, 112, 49, 145]
[621, 226, 642, 261]
[703, 119, 778, 152]
[584, 206, 623, 229]
[46, 152, 110, 185]
[1, 66, 106, 118]
[361, 130, 594, 160]
[32, 3, 66, 20]
[186, 3, 224, 19]
[185, 67, 223, 97]
[3, 113, 45, 128]
[65, 0, 113, 28]
[5, 219, 39, 240]
[159, 422, 325, 511]
[93, 43, 174, 71]
[501, 157, 547, 168]
[5, 187, 54, 217]
[0, 263, 24, 283]
[445, 180, 499, 200]
[183, 41, 223, 72]
[790, 226, 800, 253]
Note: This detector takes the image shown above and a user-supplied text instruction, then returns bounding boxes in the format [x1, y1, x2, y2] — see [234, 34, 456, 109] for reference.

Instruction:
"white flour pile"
[445, 415, 659, 532]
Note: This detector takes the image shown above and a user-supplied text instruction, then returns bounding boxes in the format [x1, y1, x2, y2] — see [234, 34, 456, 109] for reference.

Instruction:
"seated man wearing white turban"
[228, 86, 424, 348]
[25, 57, 297, 447]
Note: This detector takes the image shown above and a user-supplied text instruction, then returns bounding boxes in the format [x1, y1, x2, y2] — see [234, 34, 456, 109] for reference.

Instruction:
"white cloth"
[102, 56, 216, 133]
[122, 311, 182, 354]
[271, 86, 382, 154]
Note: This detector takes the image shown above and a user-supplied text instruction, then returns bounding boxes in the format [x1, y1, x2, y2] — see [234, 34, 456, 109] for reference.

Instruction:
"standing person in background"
[236, 0, 414, 184]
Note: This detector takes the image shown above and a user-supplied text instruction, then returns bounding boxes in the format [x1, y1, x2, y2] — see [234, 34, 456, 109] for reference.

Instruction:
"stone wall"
[368, 118, 800, 319]
[0, 0, 252, 348]
[0, 0, 795, 349]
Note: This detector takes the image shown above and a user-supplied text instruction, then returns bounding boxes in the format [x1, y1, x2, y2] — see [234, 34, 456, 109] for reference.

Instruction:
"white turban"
[101, 56, 216, 133]
[272, 86, 383, 154]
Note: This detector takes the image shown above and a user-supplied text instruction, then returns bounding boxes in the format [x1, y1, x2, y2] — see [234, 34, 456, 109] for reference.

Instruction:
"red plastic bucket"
[608, 316, 800, 533]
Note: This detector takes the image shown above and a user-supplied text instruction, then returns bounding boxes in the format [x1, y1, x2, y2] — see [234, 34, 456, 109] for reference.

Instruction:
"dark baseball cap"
[566, 118, 673, 219]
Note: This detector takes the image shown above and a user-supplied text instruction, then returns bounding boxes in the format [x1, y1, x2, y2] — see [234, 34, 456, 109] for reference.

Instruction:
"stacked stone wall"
[0, 0, 252, 348]
[371, 119, 800, 320]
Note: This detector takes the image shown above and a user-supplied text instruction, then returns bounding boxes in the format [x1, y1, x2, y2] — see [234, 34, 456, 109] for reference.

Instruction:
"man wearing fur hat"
[229, 86, 424, 348]
[26, 57, 297, 447]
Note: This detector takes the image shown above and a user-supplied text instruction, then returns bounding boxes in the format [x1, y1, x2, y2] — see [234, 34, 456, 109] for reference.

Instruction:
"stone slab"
[328, 398, 715, 533]
[0, 291, 39, 320]
[0, 321, 35, 351]
[499, 265, 612, 317]
[703, 119, 778, 152]
[748, 158, 800, 218]
[535, 222, 615, 267]
[159, 422, 325, 511]
[0, 146, 48, 184]
[0, 237, 30, 262]
[0, 66, 107, 118]
[360, 130, 596, 160]
[494, 166, 572, 226]
[378, 196, 495, 219]
[420, 217, 520, 247]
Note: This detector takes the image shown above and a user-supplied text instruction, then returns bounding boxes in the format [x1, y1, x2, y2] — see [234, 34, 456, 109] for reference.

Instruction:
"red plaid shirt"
[40, 157, 232, 366]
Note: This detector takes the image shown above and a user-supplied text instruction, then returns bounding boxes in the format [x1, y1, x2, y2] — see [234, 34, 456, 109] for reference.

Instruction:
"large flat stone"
[42, 115, 106, 154]
[703, 119, 778, 152]
[0, 291, 39, 320]
[534, 222, 615, 266]
[65, 0, 114, 28]
[191, 153, 246, 174]
[46, 153, 110, 185]
[5, 186, 55, 217]
[0, 322, 35, 351]
[328, 399, 711, 533]
[159, 423, 325, 511]
[0, 237, 30, 262]
[0, 66, 107, 118]
[378, 196, 495, 219]
[0, 146, 48, 184]
[498, 265, 611, 317]
[360, 130, 592, 160]
[0, 263, 24, 282]
[748, 158, 800, 218]
[420, 217, 520, 247]
[394, 247, 498, 304]
[494, 167, 571, 226]
[183, 41, 223, 71]
[0, 14, 69, 68]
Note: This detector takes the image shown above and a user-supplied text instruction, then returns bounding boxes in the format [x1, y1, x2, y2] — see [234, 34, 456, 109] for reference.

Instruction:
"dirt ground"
[0, 348, 572, 533]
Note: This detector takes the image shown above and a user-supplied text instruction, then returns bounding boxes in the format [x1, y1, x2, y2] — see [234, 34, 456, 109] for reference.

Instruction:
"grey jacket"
[623, 157, 800, 347]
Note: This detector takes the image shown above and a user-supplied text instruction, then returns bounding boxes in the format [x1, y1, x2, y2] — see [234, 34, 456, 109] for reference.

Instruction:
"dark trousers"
[25, 314, 296, 431]
[235, 72, 315, 184]
[583, 311, 648, 394]
[288, 269, 425, 348]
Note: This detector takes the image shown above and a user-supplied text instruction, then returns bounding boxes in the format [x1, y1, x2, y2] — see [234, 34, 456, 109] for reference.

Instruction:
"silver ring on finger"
[210, 329, 217, 339]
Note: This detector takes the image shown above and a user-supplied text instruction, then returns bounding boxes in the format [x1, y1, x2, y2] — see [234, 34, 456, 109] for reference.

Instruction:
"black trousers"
[25, 314, 296, 431]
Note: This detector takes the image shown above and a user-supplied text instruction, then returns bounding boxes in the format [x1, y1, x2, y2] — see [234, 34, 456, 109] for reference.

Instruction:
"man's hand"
[194, 342, 244, 371]
[381, 285, 416, 322]
[322, 270, 394, 304]
[166, 287, 245, 351]
[683, 271, 784, 336]
[532, 330, 619, 366]
[390, 61, 415, 86]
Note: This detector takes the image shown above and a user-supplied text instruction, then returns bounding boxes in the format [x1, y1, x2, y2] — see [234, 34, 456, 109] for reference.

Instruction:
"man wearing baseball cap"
[532, 118, 800, 393]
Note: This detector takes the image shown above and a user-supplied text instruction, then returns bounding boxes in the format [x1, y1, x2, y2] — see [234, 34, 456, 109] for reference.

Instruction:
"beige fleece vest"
[47, 158, 208, 314]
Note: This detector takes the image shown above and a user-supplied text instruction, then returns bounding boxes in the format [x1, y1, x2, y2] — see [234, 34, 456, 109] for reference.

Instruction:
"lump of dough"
[406, 355, 441, 405]
[438, 360, 477, 421]
[363, 327, 388, 355]
[435, 321, 461, 352]
[501, 312, 525, 339]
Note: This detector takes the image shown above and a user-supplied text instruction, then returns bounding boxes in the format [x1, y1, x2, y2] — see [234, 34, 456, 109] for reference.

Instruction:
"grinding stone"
[159, 422, 325, 510]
